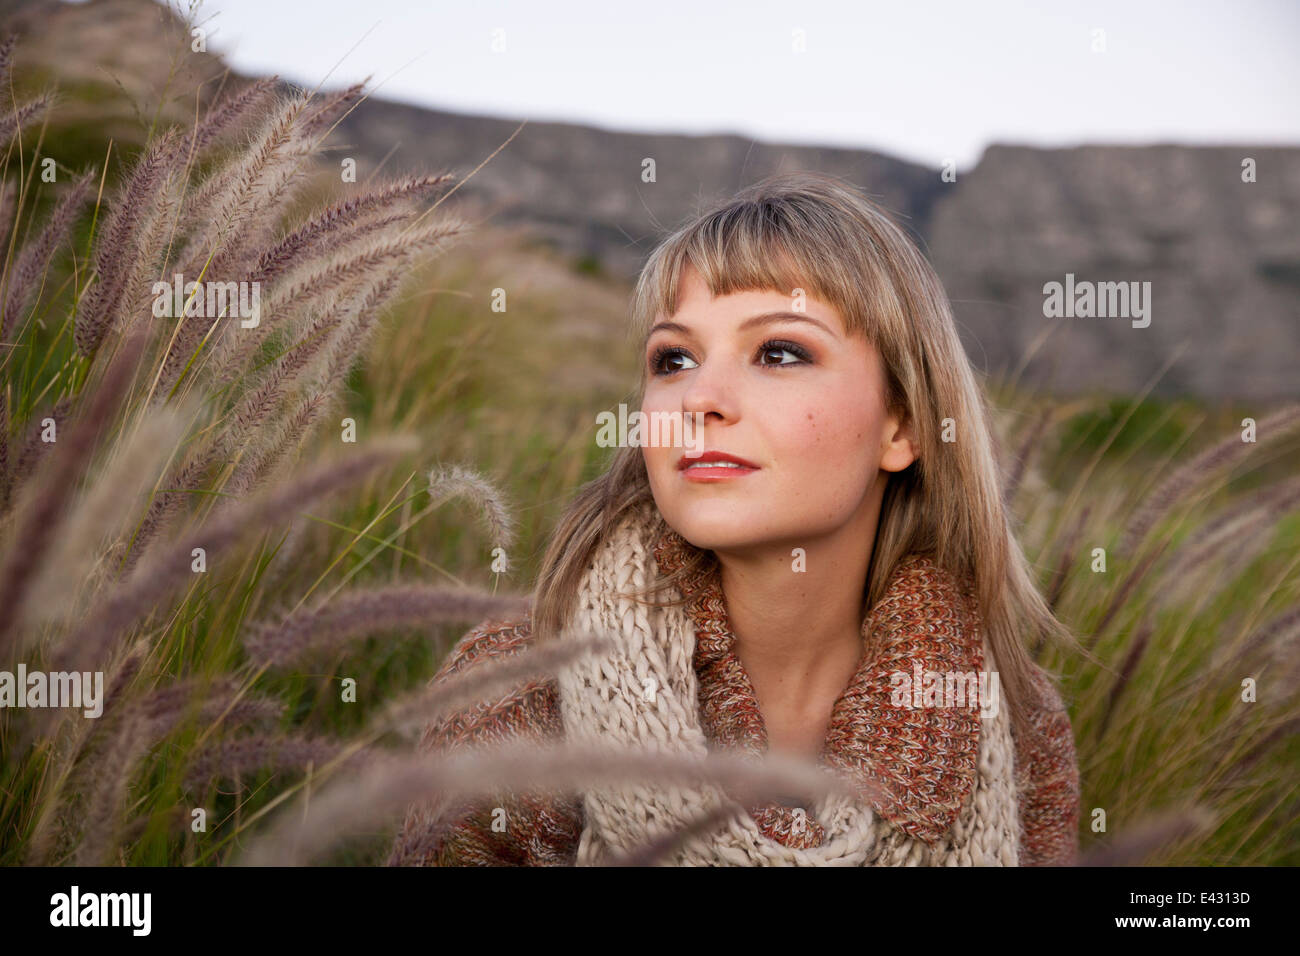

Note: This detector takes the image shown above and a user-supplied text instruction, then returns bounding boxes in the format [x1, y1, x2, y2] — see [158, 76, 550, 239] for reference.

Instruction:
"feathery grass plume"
[17, 404, 190, 635]
[377, 633, 611, 741]
[0, 391, 8, 511]
[0, 325, 150, 659]
[223, 389, 328, 498]
[1096, 619, 1152, 738]
[183, 731, 369, 794]
[0, 33, 15, 80]
[282, 259, 410, 399]
[248, 218, 465, 326]
[1217, 715, 1300, 787]
[119, 445, 214, 572]
[48, 436, 417, 676]
[427, 463, 517, 555]
[5, 393, 72, 497]
[246, 173, 453, 287]
[72, 679, 286, 865]
[1090, 540, 1171, 642]
[100, 637, 149, 721]
[184, 257, 393, 435]
[0, 179, 16, 259]
[0, 91, 52, 144]
[244, 583, 534, 670]
[1043, 502, 1092, 615]
[70, 708, 146, 865]
[73, 129, 183, 357]
[1001, 403, 1053, 508]
[1216, 604, 1300, 677]
[180, 87, 316, 231]
[174, 90, 317, 283]
[239, 740, 876, 866]
[297, 81, 366, 141]
[1119, 403, 1300, 555]
[0, 169, 96, 342]
[131, 676, 285, 730]
[222, 82, 369, 264]
[196, 221, 427, 396]
[207, 271, 375, 463]
[1077, 806, 1215, 866]
[172, 75, 281, 164]
[1153, 475, 1300, 607]
[208, 217, 467, 389]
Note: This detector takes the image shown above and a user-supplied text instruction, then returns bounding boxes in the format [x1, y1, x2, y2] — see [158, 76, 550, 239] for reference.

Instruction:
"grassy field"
[0, 25, 1296, 867]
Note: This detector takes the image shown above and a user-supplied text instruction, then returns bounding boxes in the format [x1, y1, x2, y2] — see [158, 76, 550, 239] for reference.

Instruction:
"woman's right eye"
[650, 346, 699, 375]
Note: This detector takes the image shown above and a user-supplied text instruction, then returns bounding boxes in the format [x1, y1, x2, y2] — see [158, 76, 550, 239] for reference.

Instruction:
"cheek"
[783, 390, 879, 474]
[639, 395, 675, 478]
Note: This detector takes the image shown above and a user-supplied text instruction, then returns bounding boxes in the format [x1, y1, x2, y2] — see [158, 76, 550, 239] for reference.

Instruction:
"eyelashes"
[648, 338, 813, 376]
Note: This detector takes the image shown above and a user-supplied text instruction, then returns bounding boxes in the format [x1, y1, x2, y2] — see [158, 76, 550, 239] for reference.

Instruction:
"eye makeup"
[648, 338, 814, 376]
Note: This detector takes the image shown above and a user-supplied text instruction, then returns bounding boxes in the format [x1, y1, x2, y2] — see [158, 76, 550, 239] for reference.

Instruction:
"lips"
[677, 450, 760, 473]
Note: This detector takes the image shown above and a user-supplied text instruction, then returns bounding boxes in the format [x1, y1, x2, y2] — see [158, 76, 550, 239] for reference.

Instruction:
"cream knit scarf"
[555, 499, 1022, 866]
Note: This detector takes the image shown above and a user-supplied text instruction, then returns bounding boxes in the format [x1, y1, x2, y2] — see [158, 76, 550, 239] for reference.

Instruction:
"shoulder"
[419, 612, 561, 753]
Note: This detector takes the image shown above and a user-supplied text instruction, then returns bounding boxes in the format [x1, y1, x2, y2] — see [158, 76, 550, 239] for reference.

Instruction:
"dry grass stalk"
[0, 169, 96, 342]
[244, 584, 534, 669]
[427, 463, 517, 555]
[48, 437, 417, 676]
[238, 740, 877, 866]
[1119, 404, 1300, 555]
[73, 678, 285, 865]
[183, 731, 367, 794]
[0, 325, 151, 658]
[376, 633, 611, 740]
[1077, 806, 1215, 866]
[18, 404, 189, 636]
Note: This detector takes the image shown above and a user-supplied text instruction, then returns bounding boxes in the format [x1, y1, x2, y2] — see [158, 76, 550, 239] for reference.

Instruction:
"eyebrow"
[645, 310, 837, 343]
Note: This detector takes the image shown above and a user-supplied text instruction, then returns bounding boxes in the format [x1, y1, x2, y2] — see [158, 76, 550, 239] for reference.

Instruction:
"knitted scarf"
[555, 498, 1022, 866]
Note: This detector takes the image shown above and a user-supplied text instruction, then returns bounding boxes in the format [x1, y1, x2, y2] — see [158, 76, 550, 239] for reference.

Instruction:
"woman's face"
[640, 263, 916, 554]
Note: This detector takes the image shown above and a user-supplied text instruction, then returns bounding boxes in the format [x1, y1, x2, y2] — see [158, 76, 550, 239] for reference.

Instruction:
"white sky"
[153, 0, 1300, 169]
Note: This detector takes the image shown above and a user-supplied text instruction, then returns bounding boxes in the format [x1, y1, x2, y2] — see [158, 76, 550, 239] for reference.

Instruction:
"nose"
[679, 354, 739, 425]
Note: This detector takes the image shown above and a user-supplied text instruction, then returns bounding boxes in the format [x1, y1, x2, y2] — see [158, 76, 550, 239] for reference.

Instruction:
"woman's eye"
[650, 340, 810, 375]
[757, 340, 811, 366]
[650, 348, 698, 374]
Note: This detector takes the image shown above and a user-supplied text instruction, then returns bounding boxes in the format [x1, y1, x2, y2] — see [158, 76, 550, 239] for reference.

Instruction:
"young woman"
[388, 170, 1082, 867]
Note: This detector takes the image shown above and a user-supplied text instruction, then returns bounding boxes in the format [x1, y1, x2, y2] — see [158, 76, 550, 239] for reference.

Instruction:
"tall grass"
[0, 17, 1295, 867]
[0, 28, 862, 868]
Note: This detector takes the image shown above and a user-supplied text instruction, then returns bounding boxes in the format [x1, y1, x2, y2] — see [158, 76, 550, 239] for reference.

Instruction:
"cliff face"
[331, 95, 945, 282]
[927, 145, 1300, 400]
[6, 0, 1297, 400]
[342, 94, 1299, 399]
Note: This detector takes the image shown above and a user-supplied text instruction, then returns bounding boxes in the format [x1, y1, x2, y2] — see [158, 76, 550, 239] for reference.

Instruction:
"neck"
[713, 480, 885, 721]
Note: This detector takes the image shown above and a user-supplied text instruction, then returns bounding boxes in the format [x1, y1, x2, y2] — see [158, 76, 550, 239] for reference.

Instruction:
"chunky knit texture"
[389, 501, 1081, 866]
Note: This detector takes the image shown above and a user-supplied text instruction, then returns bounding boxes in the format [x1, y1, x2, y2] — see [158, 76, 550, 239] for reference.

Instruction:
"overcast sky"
[172, 0, 1299, 169]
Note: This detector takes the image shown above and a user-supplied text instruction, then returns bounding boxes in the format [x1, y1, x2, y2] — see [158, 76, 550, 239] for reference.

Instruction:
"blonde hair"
[532, 169, 1079, 745]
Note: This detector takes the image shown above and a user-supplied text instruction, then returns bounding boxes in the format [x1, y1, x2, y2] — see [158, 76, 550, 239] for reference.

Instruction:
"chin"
[658, 500, 788, 553]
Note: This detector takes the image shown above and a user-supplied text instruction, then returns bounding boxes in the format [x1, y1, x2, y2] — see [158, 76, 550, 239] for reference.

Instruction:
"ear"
[880, 406, 918, 473]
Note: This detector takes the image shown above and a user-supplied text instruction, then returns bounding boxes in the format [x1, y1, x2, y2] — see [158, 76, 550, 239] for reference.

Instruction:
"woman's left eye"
[757, 340, 811, 366]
